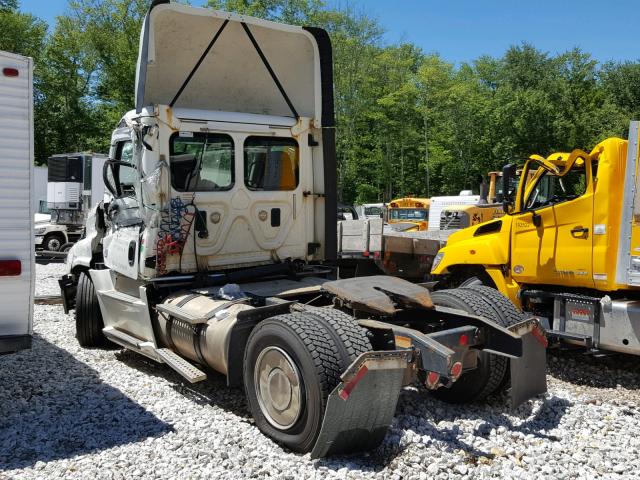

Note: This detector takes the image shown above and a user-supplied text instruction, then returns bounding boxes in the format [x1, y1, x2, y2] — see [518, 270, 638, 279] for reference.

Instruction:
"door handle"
[571, 226, 589, 236]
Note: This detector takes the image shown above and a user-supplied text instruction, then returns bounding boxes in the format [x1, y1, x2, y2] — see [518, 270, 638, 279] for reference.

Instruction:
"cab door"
[511, 159, 594, 288]
[102, 134, 143, 280]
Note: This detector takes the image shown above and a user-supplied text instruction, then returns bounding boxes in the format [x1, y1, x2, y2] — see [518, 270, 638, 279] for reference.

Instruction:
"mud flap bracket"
[310, 350, 412, 458]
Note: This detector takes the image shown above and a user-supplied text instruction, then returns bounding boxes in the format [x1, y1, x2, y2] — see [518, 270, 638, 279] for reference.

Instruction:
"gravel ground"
[1, 262, 639, 479]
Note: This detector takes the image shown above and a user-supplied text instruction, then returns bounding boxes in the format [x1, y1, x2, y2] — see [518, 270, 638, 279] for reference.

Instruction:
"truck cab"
[432, 123, 640, 354]
[439, 172, 506, 230]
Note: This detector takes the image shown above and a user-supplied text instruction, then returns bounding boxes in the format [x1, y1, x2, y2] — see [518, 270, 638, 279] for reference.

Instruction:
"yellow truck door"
[510, 160, 594, 288]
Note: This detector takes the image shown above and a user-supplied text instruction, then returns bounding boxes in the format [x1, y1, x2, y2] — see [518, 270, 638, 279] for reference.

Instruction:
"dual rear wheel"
[243, 309, 371, 453]
[430, 286, 525, 403]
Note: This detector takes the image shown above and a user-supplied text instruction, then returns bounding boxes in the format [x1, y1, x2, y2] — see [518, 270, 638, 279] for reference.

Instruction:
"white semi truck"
[0, 51, 34, 354]
[59, 2, 546, 457]
[35, 152, 107, 251]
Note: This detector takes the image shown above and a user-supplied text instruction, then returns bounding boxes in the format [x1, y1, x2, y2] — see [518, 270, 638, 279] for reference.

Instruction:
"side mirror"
[501, 163, 517, 214]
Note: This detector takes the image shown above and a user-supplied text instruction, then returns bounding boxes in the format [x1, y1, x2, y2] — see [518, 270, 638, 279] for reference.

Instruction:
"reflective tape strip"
[338, 365, 369, 401]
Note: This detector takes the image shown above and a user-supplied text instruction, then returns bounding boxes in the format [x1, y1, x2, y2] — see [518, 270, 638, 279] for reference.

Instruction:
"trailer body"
[0, 51, 34, 354]
[60, 2, 546, 457]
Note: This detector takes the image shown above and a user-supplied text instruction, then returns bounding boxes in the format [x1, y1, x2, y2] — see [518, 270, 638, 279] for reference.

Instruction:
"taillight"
[0, 260, 21, 276]
[2, 68, 19, 77]
[425, 371, 440, 389]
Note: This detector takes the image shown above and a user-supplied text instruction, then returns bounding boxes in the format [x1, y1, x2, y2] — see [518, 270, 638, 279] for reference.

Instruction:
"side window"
[525, 165, 587, 210]
[244, 137, 299, 191]
[170, 133, 234, 192]
[109, 140, 136, 197]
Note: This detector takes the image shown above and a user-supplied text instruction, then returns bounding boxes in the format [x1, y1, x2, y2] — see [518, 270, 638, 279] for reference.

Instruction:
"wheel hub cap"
[254, 346, 302, 430]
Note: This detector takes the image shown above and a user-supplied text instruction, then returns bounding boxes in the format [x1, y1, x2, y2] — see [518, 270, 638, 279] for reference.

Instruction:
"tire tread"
[301, 308, 372, 365]
[75, 272, 105, 347]
[430, 289, 508, 403]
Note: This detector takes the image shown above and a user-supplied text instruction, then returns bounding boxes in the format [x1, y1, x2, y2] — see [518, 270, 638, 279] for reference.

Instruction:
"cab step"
[156, 348, 207, 383]
[101, 289, 146, 306]
[103, 326, 151, 350]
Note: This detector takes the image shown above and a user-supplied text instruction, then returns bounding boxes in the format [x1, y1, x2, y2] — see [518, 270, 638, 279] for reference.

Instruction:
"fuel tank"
[156, 292, 254, 375]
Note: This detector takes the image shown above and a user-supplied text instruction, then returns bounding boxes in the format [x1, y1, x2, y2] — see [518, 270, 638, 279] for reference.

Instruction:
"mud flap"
[509, 319, 548, 409]
[310, 350, 412, 459]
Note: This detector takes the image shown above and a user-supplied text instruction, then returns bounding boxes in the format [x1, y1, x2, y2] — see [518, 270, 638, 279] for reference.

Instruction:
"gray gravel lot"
[1, 262, 639, 479]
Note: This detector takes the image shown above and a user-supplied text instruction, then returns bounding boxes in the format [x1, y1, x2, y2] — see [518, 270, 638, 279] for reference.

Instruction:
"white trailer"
[0, 51, 34, 354]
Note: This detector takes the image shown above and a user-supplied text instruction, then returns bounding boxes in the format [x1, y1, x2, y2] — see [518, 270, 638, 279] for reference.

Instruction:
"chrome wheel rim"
[254, 346, 302, 430]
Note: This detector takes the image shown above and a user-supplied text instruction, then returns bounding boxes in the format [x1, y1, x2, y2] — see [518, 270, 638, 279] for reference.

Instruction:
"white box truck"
[0, 51, 34, 354]
[35, 153, 107, 251]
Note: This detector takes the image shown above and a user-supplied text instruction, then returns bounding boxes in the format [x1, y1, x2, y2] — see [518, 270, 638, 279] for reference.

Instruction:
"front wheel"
[75, 271, 106, 347]
[243, 313, 343, 453]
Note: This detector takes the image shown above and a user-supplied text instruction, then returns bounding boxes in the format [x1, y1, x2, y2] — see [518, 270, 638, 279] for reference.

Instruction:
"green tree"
[0, 0, 18, 12]
[0, 3, 47, 60]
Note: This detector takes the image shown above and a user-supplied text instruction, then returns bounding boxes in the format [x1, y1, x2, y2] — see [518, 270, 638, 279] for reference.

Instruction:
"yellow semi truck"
[387, 197, 430, 231]
[432, 122, 640, 355]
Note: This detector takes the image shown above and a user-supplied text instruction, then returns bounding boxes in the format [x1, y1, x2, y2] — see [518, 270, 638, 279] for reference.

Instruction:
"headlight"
[34, 227, 46, 235]
[431, 252, 444, 272]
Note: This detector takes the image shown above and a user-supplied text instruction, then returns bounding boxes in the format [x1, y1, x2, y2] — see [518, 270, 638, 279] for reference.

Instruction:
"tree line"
[2, 0, 640, 202]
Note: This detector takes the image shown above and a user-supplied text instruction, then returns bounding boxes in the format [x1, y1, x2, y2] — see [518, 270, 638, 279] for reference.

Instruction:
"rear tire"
[461, 285, 527, 390]
[75, 271, 106, 347]
[461, 285, 525, 320]
[429, 289, 508, 403]
[243, 313, 343, 453]
[300, 308, 372, 366]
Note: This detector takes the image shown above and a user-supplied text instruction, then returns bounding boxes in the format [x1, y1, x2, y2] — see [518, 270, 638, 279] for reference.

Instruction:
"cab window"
[525, 165, 587, 210]
[170, 133, 234, 192]
[244, 137, 299, 191]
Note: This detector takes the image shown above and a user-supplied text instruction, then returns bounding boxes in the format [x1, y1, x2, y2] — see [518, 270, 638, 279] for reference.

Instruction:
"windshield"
[389, 208, 428, 221]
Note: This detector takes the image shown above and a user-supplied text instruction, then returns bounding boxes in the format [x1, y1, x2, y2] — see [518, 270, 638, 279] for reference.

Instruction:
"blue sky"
[18, 0, 640, 64]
